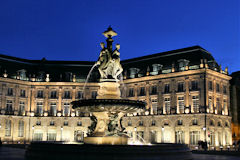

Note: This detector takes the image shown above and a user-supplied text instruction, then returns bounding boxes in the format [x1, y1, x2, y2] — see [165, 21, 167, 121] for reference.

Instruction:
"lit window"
[178, 97, 184, 114]
[63, 103, 70, 116]
[36, 102, 43, 116]
[50, 103, 57, 116]
[18, 120, 24, 137]
[19, 101, 25, 116]
[164, 98, 170, 114]
[192, 96, 199, 113]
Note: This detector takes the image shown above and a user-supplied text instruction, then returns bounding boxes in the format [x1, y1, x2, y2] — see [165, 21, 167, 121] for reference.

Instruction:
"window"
[37, 90, 43, 98]
[18, 120, 24, 137]
[77, 91, 83, 99]
[63, 103, 70, 116]
[20, 89, 26, 97]
[47, 132, 56, 141]
[50, 121, 55, 126]
[218, 121, 222, 127]
[192, 119, 198, 125]
[36, 121, 41, 126]
[223, 86, 227, 94]
[191, 81, 198, 90]
[77, 121, 82, 126]
[164, 84, 170, 93]
[177, 120, 183, 125]
[5, 120, 11, 136]
[150, 86, 157, 95]
[209, 96, 213, 113]
[152, 99, 158, 115]
[175, 131, 184, 143]
[216, 98, 221, 114]
[128, 121, 132, 126]
[128, 88, 134, 97]
[149, 131, 157, 143]
[190, 131, 200, 145]
[50, 103, 57, 116]
[192, 96, 199, 113]
[223, 100, 227, 115]
[225, 122, 229, 127]
[209, 132, 215, 146]
[33, 132, 43, 141]
[209, 120, 214, 126]
[216, 83, 220, 92]
[7, 88, 13, 96]
[178, 97, 184, 113]
[36, 102, 43, 116]
[50, 91, 57, 99]
[151, 120, 156, 126]
[19, 101, 25, 116]
[177, 82, 184, 92]
[139, 120, 144, 126]
[64, 121, 68, 126]
[91, 91, 97, 99]
[208, 81, 213, 90]
[136, 131, 144, 142]
[64, 91, 71, 99]
[164, 98, 171, 114]
[6, 100, 13, 115]
[139, 87, 145, 96]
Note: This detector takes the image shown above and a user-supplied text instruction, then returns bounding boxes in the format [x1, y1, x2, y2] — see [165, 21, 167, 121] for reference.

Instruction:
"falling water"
[82, 63, 98, 99]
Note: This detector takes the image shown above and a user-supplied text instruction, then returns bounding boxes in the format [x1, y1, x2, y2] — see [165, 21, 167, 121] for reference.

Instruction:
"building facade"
[230, 71, 240, 142]
[0, 46, 232, 148]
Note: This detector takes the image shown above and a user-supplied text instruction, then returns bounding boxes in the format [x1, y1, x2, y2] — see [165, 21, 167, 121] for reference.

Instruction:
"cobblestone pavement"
[192, 154, 240, 160]
[1, 146, 240, 160]
[0, 147, 25, 160]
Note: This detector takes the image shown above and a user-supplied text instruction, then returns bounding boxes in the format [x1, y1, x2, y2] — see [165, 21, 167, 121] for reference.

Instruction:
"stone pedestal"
[97, 81, 120, 99]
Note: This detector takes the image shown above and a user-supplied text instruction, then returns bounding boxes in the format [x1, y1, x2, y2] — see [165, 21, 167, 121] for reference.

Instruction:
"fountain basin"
[72, 99, 146, 113]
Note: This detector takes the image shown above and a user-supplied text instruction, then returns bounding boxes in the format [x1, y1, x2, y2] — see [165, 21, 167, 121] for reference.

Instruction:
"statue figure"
[96, 43, 123, 81]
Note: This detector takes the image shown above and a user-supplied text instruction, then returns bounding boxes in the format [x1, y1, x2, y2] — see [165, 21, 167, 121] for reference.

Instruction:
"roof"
[0, 45, 219, 82]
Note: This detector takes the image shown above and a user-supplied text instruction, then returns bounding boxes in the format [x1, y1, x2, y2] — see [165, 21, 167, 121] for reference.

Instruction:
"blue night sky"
[0, 0, 239, 73]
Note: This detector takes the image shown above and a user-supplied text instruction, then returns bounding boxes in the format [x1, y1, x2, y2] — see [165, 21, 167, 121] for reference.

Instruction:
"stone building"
[0, 46, 232, 148]
[230, 71, 240, 142]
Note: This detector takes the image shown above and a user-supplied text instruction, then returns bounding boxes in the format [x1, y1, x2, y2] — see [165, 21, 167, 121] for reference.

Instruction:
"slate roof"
[0, 45, 219, 82]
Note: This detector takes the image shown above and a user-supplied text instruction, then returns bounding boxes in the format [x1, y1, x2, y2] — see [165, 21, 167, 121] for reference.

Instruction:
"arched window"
[5, 120, 11, 136]
[18, 120, 24, 137]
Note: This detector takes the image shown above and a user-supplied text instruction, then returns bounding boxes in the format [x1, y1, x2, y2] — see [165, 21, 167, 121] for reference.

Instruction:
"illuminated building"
[0, 46, 232, 148]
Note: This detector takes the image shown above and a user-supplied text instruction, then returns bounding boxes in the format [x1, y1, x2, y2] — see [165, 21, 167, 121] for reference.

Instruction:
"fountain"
[72, 26, 146, 145]
[26, 27, 192, 160]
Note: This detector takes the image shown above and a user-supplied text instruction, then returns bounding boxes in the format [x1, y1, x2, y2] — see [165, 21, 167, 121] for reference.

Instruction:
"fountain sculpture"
[26, 27, 192, 160]
[72, 27, 146, 145]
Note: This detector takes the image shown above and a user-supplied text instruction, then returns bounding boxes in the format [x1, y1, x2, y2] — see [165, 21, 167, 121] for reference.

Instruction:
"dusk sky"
[0, 0, 239, 73]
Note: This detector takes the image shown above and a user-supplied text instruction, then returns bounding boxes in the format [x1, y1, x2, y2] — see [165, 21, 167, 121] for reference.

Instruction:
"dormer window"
[178, 59, 189, 71]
